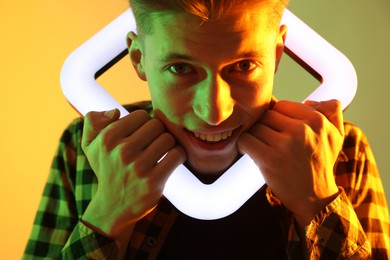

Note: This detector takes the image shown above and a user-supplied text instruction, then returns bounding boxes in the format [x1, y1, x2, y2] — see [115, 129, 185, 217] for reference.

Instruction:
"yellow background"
[1, 1, 389, 258]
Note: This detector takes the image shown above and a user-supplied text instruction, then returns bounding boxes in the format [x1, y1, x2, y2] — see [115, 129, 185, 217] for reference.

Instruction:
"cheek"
[232, 80, 273, 128]
[149, 84, 193, 126]
[233, 79, 273, 108]
[150, 93, 178, 121]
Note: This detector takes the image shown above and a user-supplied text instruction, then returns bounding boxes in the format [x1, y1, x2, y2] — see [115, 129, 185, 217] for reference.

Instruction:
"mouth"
[193, 130, 233, 143]
[185, 127, 241, 152]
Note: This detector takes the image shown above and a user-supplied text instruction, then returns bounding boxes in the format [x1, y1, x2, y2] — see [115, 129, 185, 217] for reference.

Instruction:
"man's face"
[130, 8, 286, 176]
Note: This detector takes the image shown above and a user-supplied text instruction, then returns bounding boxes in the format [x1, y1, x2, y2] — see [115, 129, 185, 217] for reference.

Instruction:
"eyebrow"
[159, 51, 264, 63]
[236, 51, 265, 59]
[159, 53, 195, 62]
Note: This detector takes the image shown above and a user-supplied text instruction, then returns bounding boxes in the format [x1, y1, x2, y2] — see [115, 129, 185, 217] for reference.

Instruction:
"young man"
[24, 0, 389, 259]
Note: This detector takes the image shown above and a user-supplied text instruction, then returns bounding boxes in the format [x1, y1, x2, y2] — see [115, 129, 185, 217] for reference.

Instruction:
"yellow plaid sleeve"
[304, 122, 389, 259]
[306, 188, 371, 259]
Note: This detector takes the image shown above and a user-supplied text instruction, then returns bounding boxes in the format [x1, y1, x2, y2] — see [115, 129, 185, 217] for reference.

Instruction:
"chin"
[184, 151, 240, 176]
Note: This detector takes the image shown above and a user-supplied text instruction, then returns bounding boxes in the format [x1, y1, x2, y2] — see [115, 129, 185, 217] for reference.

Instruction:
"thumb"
[81, 108, 120, 151]
[305, 99, 344, 136]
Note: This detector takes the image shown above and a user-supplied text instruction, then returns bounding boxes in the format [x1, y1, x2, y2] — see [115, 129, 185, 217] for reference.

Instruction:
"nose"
[193, 75, 234, 125]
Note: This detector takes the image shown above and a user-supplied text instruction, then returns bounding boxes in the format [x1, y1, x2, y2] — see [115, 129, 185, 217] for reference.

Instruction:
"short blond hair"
[129, 0, 289, 35]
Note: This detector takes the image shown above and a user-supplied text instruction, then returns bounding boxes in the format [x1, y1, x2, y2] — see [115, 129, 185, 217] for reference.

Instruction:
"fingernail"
[104, 109, 117, 119]
[306, 100, 320, 106]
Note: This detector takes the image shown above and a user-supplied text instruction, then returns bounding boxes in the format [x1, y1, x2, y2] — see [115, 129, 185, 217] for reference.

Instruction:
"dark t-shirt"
[158, 185, 287, 259]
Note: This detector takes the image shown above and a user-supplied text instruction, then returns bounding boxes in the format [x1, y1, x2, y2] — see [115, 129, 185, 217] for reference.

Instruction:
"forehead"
[150, 7, 274, 34]
[142, 9, 277, 60]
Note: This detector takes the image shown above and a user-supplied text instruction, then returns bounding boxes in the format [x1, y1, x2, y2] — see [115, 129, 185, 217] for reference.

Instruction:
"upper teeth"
[194, 130, 233, 142]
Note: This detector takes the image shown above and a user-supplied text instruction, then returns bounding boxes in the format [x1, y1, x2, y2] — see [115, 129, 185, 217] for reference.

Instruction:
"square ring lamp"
[60, 9, 357, 220]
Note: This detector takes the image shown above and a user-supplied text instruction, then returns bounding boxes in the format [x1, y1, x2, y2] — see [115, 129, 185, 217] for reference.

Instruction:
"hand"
[238, 100, 344, 226]
[81, 109, 186, 238]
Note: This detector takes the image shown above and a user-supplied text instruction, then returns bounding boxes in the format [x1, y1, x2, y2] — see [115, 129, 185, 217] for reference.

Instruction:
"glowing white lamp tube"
[164, 153, 263, 220]
[60, 9, 357, 220]
[61, 10, 133, 117]
[280, 10, 357, 108]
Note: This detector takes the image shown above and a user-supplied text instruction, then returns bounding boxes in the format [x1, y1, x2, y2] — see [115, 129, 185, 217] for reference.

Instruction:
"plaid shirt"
[24, 101, 390, 259]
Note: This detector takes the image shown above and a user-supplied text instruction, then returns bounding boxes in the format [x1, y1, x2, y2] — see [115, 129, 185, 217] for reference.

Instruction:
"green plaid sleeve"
[23, 118, 118, 259]
[59, 221, 117, 259]
[23, 119, 80, 259]
[24, 102, 154, 259]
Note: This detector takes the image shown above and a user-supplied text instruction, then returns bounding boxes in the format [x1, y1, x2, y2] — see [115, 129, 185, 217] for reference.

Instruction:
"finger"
[125, 132, 176, 168]
[82, 109, 120, 150]
[154, 145, 187, 187]
[249, 122, 283, 146]
[259, 109, 298, 132]
[305, 99, 344, 136]
[120, 118, 166, 161]
[273, 100, 316, 120]
[145, 133, 177, 165]
[105, 110, 152, 140]
[237, 132, 268, 159]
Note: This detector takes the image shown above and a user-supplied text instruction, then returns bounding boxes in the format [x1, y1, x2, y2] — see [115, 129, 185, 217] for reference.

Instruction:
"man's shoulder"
[342, 121, 369, 149]
[339, 121, 373, 164]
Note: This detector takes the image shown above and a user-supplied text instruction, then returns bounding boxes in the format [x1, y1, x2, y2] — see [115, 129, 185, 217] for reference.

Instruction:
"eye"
[168, 63, 194, 75]
[232, 60, 258, 72]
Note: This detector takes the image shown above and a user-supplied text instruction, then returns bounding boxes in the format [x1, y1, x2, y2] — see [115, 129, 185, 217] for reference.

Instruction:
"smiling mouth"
[193, 130, 234, 143]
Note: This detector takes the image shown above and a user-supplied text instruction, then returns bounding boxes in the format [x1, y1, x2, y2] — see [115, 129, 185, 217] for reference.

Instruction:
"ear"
[127, 31, 147, 81]
[275, 24, 287, 74]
